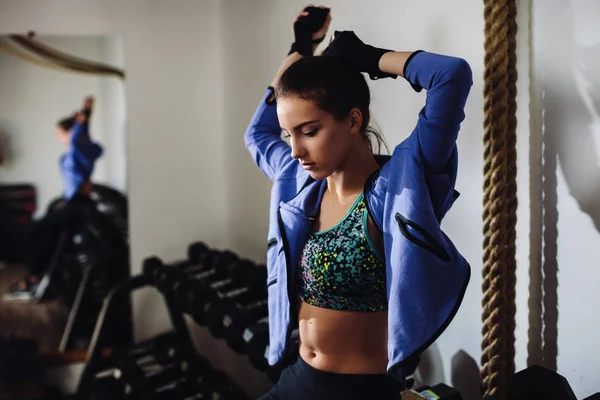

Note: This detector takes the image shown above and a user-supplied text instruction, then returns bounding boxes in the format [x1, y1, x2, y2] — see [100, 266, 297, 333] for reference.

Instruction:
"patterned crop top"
[298, 193, 388, 312]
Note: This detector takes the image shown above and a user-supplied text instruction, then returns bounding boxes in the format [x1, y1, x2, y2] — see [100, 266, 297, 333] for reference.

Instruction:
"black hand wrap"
[289, 6, 330, 56]
[322, 30, 396, 80]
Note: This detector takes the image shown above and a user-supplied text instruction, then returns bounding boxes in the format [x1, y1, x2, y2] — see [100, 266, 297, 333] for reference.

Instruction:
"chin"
[307, 169, 331, 181]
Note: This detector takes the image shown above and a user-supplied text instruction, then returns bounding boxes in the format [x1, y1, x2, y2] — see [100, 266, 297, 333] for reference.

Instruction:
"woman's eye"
[303, 129, 318, 137]
[282, 132, 291, 139]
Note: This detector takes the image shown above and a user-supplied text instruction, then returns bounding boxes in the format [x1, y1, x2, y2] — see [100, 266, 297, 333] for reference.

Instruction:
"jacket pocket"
[266, 238, 279, 287]
[395, 213, 450, 261]
[267, 278, 278, 287]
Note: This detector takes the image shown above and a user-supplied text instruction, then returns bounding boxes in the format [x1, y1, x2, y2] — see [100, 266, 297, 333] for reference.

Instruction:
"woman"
[6, 96, 104, 301]
[246, 5, 472, 399]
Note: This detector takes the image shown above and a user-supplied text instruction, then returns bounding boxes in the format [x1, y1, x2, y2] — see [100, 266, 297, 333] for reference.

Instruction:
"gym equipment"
[184, 253, 257, 326]
[482, 365, 577, 400]
[243, 318, 270, 372]
[113, 332, 189, 366]
[76, 273, 250, 400]
[27, 207, 132, 352]
[222, 300, 268, 354]
[204, 262, 268, 338]
[46, 183, 128, 241]
[107, 345, 213, 399]
[141, 241, 210, 296]
[171, 247, 221, 312]
[0, 183, 36, 262]
[413, 383, 462, 400]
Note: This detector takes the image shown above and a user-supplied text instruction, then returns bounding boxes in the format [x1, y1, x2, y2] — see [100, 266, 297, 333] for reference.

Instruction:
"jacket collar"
[284, 154, 391, 217]
[283, 176, 326, 219]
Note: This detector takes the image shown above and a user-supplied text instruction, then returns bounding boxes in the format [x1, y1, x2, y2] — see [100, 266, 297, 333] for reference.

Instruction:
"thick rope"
[481, 0, 518, 397]
[3, 35, 125, 79]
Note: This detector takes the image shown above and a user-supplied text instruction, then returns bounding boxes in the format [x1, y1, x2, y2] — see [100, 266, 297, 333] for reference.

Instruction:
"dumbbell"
[114, 332, 185, 366]
[116, 359, 205, 399]
[140, 242, 210, 293]
[191, 261, 260, 330]
[92, 333, 189, 383]
[171, 248, 223, 312]
[144, 354, 216, 400]
[180, 251, 241, 319]
[187, 241, 211, 264]
[222, 301, 269, 354]
[107, 340, 213, 399]
[184, 254, 254, 326]
[243, 318, 270, 371]
[204, 265, 268, 338]
[243, 319, 292, 385]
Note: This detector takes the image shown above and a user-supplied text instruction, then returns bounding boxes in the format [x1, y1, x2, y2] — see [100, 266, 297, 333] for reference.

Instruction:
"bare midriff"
[297, 301, 388, 374]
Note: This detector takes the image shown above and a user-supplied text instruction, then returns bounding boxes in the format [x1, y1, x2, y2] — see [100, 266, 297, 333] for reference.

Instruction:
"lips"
[301, 162, 316, 171]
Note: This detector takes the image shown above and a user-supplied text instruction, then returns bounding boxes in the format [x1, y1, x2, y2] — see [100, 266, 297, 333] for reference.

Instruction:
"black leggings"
[258, 356, 402, 400]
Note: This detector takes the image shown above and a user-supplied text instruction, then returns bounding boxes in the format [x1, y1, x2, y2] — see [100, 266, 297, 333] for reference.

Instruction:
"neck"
[326, 141, 380, 200]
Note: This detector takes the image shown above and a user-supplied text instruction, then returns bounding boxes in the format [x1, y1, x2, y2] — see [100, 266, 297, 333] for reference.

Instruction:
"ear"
[348, 108, 363, 135]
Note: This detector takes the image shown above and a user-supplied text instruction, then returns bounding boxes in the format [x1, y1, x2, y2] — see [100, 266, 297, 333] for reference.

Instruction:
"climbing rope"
[0, 34, 125, 79]
[481, 0, 518, 398]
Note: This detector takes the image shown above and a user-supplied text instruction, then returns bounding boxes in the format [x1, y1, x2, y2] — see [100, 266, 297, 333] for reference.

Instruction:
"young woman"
[6, 96, 104, 300]
[245, 6, 473, 400]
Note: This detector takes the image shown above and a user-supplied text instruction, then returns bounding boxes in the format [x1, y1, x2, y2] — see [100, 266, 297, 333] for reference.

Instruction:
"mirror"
[0, 34, 131, 356]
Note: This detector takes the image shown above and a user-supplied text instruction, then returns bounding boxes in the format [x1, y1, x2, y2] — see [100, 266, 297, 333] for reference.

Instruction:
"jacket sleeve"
[70, 120, 90, 147]
[245, 88, 297, 181]
[375, 51, 473, 222]
[403, 51, 473, 173]
[70, 121, 103, 161]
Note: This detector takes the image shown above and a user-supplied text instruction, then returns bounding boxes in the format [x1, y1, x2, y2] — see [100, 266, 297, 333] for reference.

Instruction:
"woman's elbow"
[450, 58, 473, 87]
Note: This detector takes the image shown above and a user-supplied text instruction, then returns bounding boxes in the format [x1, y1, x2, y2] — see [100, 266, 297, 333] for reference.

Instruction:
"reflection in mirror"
[0, 34, 132, 357]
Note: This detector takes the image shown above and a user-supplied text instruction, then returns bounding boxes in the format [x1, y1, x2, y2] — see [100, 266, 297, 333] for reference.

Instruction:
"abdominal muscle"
[297, 300, 389, 374]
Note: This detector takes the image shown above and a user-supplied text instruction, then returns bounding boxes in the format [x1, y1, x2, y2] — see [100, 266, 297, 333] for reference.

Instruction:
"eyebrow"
[282, 120, 320, 133]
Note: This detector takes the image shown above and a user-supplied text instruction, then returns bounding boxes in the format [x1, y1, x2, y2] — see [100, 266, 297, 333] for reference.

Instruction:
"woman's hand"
[322, 30, 396, 80]
[290, 5, 331, 56]
[75, 111, 87, 123]
[83, 96, 94, 110]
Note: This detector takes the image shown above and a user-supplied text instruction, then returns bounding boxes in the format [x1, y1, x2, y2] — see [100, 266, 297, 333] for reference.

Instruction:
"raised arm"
[70, 96, 95, 144]
[245, 5, 331, 181]
[379, 51, 473, 173]
[323, 31, 472, 173]
[70, 97, 103, 160]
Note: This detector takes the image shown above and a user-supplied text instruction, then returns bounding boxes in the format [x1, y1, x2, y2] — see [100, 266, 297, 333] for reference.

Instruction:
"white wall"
[0, 35, 126, 214]
[99, 36, 128, 193]
[1, 0, 599, 399]
[530, 0, 600, 397]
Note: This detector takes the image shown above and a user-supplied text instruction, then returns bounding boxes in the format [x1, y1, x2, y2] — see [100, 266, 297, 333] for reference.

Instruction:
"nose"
[290, 137, 306, 160]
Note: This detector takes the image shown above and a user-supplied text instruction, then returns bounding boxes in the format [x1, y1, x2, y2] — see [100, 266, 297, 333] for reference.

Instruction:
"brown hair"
[275, 55, 388, 154]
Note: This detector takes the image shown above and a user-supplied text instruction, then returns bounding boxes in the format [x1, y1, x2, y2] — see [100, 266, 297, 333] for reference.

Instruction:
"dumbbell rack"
[141, 245, 294, 386]
[74, 273, 248, 399]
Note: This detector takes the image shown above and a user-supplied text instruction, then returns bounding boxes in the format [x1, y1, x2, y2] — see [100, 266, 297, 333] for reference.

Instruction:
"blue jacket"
[60, 120, 103, 200]
[244, 51, 473, 386]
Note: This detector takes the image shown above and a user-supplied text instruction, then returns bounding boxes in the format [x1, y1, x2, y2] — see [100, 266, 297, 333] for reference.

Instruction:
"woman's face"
[277, 96, 361, 180]
[56, 126, 70, 146]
